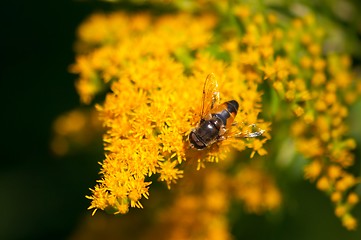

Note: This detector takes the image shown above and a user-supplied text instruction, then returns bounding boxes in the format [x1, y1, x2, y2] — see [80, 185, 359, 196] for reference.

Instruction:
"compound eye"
[189, 132, 206, 149]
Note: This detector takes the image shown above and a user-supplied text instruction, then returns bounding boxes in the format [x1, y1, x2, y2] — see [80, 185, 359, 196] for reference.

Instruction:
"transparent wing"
[233, 124, 265, 138]
[200, 73, 220, 120]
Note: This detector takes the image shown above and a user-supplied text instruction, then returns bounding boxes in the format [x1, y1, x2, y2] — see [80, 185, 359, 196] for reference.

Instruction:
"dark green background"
[1, 1, 360, 240]
[1, 1, 99, 239]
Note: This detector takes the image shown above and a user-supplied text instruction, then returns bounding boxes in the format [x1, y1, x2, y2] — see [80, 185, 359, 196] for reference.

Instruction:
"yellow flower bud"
[335, 205, 346, 217]
[347, 193, 359, 205]
[317, 177, 330, 191]
[342, 215, 357, 230]
[331, 192, 342, 203]
[328, 165, 342, 180]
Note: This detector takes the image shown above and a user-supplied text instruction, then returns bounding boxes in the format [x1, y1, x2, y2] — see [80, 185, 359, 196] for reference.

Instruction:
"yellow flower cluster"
[70, 12, 216, 104]
[71, 3, 361, 231]
[73, 11, 270, 215]
[233, 162, 282, 214]
[133, 163, 281, 239]
[257, 13, 361, 230]
[156, 168, 233, 240]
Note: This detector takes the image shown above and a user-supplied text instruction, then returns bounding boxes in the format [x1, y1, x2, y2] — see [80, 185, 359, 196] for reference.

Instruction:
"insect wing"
[200, 73, 220, 119]
[233, 124, 265, 138]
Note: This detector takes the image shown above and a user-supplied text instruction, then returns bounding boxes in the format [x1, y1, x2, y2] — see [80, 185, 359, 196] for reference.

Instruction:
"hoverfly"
[189, 73, 265, 150]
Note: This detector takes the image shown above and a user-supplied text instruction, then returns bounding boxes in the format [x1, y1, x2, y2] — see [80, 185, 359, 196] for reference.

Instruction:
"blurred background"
[1, 1, 361, 240]
[1, 1, 99, 239]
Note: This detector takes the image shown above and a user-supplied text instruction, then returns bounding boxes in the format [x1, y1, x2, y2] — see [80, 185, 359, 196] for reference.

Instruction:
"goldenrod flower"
[233, 163, 281, 213]
[316, 176, 331, 192]
[88, 54, 269, 214]
[70, 2, 361, 232]
[72, 12, 270, 215]
[343, 214, 358, 231]
[331, 192, 342, 203]
[304, 160, 322, 181]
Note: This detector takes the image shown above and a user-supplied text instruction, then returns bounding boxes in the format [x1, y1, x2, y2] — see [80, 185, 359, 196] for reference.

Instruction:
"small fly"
[189, 73, 264, 150]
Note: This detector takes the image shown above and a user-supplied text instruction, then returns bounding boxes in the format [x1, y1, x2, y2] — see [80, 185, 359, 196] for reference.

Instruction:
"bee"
[189, 73, 265, 150]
